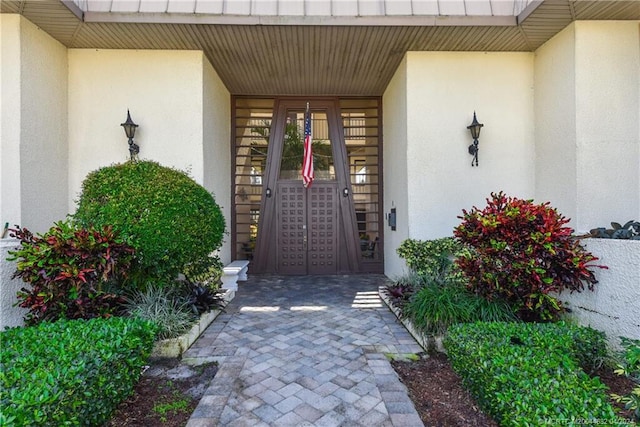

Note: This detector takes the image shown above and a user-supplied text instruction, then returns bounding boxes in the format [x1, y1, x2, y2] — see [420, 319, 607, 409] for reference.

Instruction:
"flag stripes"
[302, 103, 314, 188]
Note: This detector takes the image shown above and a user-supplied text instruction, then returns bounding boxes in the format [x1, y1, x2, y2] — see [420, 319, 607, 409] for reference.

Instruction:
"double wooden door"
[277, 181, 338, 274]
[253, 99, 360, 275]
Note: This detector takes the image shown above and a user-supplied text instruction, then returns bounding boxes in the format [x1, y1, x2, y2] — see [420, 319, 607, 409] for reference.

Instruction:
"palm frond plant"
[251, 120, 333, 176]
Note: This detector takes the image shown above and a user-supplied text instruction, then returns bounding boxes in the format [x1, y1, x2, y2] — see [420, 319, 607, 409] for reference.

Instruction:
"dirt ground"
[106, 358, 218, 427]
[392, 353, 499, 426]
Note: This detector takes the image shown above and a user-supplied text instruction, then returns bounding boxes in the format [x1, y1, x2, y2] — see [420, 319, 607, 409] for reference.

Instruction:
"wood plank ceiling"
[2, 1, 639, 95]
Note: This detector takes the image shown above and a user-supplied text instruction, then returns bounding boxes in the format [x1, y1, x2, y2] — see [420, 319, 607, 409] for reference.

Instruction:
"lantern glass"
[467, 112, 483, 140]
[121, 110, 138, 140]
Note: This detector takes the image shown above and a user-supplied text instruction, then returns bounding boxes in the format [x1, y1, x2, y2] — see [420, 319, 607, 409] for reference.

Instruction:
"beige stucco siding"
[574, 21, 640, 232]
[382, 55, 410, 277]
[203, 59, 232, 264]
[68, 49, 207, 210]
[406, 51, 535, 240]
[1, 15, 68, 233]
[383, 51, 535, 277]
[0, 15, 22, 231]
[536, 21, 640, 233]
[534, 23, 578, 226]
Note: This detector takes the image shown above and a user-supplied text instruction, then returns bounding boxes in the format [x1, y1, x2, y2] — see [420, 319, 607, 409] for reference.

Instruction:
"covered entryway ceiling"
[2, 0, 639, 95]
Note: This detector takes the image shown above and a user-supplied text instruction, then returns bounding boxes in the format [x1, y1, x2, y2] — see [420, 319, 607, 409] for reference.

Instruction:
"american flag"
[302, 103, 314, 188]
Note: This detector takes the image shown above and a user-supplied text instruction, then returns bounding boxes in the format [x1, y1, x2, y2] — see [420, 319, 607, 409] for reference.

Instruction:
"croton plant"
[8, 221, 134, 325]
[454, 192, 606, 322]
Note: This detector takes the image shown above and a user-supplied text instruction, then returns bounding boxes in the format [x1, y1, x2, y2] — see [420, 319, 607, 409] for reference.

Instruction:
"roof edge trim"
[61, 0, 84, 20]
[516, 0, 543, 24]
[81, 12, 517, 27]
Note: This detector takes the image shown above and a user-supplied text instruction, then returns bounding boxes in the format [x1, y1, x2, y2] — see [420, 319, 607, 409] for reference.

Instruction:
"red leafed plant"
[8, 220, 135, 325]
[453, 192, 606, 322]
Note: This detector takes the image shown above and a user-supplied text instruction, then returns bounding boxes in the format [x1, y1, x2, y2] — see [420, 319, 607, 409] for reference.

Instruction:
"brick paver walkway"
[184, 275, 425, 426]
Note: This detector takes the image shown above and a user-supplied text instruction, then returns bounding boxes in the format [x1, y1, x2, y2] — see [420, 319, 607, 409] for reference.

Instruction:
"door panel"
[277, 181, 338, 275]
[307, 183, 338, 274]
[277, 182, 306, 275]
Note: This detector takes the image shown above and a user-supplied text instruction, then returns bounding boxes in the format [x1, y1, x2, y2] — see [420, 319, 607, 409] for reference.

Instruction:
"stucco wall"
[20, 16, 69, 233]
[383, 51, 535, 277]
[0, 239, 27, 329]
[534, 23, 578, 225]
[203, 59, 232, 264]
[536, 22, 640, 233]
[574, 22, 640, 232]
[68, 49, 234, 262]
[1, 15, 22, 232]
[382, 56, 410, 277]
[405, 51, 535, 242]
[68, 49, 207, 209]
[557, 239, 640, 349]
[1, 15, 68, 234]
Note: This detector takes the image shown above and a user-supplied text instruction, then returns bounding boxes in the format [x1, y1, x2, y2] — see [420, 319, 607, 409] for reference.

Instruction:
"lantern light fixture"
[121, 110, 139, 161]
[467, 112, 484, 167]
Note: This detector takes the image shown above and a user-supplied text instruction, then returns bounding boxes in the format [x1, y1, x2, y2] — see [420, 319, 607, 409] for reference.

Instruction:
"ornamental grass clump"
[74, 161, 225, 288]
[454, 192, 605, 322]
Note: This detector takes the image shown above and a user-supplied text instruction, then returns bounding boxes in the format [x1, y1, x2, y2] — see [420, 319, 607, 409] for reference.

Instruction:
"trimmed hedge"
[74, 161, 225, 285]
[444, 322, 617, 426]
[0, 317, 158, 426]
[396, 237, 468, 279]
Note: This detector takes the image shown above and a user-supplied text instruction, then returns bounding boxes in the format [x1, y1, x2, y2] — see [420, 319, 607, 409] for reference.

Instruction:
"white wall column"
[1, 15, 68, 234]
[203, 60, 232, 264]
[382, 57, 410, 277]
[535, 21, 640, 232]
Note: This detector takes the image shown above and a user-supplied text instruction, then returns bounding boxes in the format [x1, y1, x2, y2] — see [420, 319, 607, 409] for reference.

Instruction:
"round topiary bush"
[74, 161, 225, 286]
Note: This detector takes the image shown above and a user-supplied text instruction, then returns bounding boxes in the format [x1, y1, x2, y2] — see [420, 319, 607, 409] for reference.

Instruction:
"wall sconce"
[265, 188, 272, 198]
[120, 110, 139, 161]
[467, 112, 483, 167]
[343, 187, 349, 197]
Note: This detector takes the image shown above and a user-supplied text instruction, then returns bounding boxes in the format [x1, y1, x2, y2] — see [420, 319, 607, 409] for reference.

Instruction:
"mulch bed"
[105, 359, 218, 427]
[393, 352, 638, 426]
[392, 353, 499, 426]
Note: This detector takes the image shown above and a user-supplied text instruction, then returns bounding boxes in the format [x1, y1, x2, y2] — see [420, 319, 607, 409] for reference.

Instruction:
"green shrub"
[8, 221, 134, 325]
[612, 337, 640, 420]
[389, 238, 468, 313]
[0, 317, 157, 426]
[74, 161, 225, 286]
[454, 192, 605, 322]
[389, 253, 516, 336]
[396, 237, 468, 279]
[444, 322, 617, 426]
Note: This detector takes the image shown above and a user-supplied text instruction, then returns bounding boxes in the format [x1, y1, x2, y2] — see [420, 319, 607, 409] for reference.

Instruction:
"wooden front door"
[277, 181, 338, 275]
[254, 99, 361, 274]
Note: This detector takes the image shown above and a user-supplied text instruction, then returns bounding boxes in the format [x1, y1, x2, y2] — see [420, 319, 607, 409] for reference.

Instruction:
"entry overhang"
[3, 0, 640, 96]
